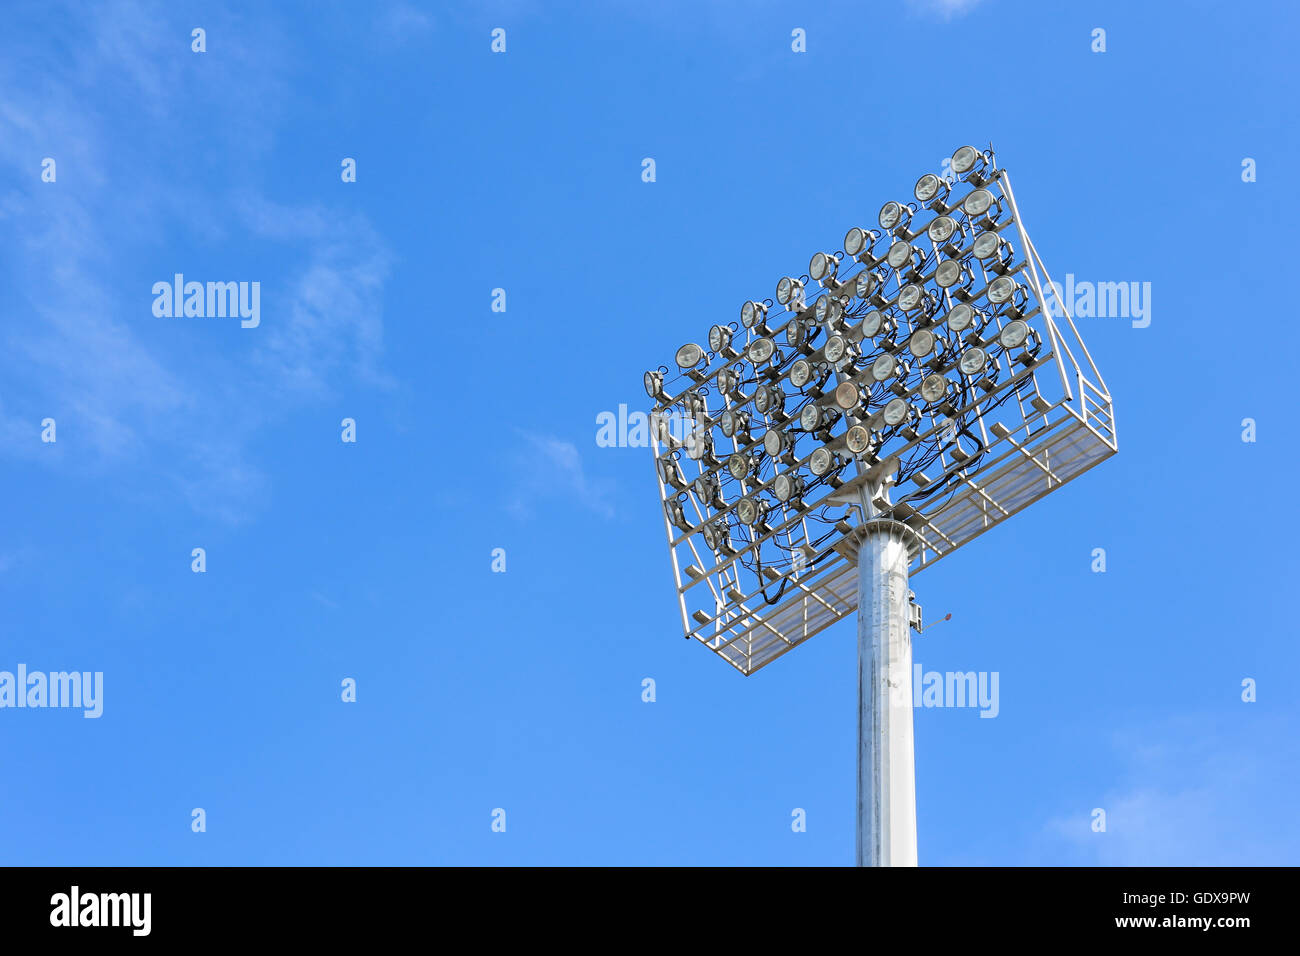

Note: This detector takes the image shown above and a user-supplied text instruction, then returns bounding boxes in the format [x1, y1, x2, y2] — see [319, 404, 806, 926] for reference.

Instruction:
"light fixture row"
[649, 282, 1038, 411]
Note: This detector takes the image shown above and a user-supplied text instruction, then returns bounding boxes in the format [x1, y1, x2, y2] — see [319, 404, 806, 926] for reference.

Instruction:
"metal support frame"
[650, 157, 1117, 677]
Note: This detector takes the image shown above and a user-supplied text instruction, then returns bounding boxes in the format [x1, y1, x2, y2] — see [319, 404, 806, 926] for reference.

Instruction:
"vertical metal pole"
[855, 518, 918, 867]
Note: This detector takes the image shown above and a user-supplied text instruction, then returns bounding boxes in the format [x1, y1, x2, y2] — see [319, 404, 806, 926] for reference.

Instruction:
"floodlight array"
[646, 146, 1117, 674]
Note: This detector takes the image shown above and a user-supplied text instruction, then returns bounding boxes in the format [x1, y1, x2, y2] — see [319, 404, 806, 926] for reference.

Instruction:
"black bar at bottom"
[0, 866, 1284, 941]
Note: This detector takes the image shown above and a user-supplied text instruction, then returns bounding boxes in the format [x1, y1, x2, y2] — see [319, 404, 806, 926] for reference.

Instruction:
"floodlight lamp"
[887, 240, 916, 270]
[833, 381, 861, 411]
[786, 318, 813, 351]
[709, 324, 734, 353]
[817, 298, 846, 328]
[972, 231, 1002, 260]
[809, 446, 838, 477]
[701, 520, 724, 552]
[962, 189, 994, 218]
[675, 342, 704, 368]
[879, 201, 912, 232]
[776, 277, 804, 306]
[959, 346, 988, 376]
[908, 328, 937, 358]
[914, 173, 949, 205]
[945, 302, 979, 332]
[684, 389, 708, 421]
[693, 472, 716, 503]
[844, 226, 875, 257]
[665, 497, 692, 532]
[741, 300, 768, 330]
[651, 411, 674, 447]
[986, 275, 1017, 305]
[845, 424, 873, 455]
[920, 373, 948, 404]
[728, 453, 750, 481]
[717, 366, 740, 397]
[853, 271, 876, 300]
[898, 284, 924, 312]
[683, 429, 716, 464]
[935, 258, 968, 290]
[658, 456, 685, 489]
[800, 403, 826, 431]
[773, 472, 804, 503]
[824, 334, 851, 364]
[789, 358, 814, 389]
[828, 297, 845, 325]
[725, 408, 753, 440]
[927, 215, 958, 245]
[754, 383, 785, 415]
[871, 352, 898, 382]
[810, 252, 840, 282]
[998, 319, 1031, 350]
[882, 397, 912, 428]
[735, 496, 759, 525]
[860, 309, 893, 339]
[748, 337, 776, 365]
[665, 497, 683, 527]
[951, 145, 986, 176]
[763, 428, 787, 458]
[644, 370, 664, 401]
[951, 145, 987, 185]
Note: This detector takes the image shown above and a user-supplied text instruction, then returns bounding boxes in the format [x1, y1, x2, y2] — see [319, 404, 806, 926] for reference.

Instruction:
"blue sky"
[1, 0, 1297, 866]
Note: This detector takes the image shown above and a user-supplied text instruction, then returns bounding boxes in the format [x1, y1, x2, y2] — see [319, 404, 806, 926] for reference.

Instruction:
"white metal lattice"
[648, 153, 1117, 675]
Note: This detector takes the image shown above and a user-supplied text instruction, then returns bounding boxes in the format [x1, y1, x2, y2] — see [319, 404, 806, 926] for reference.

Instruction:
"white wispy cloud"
[508, 432, 615, 519]
[374, 2, 435, 42]
[0, 1, 395, 522]
[239, 197, 395, 397]
[908, 0, 987, 20]
[1038, 716, 1300, 865]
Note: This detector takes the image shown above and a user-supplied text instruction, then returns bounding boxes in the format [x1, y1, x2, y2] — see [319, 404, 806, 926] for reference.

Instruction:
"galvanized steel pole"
[855, 517, 919, 867]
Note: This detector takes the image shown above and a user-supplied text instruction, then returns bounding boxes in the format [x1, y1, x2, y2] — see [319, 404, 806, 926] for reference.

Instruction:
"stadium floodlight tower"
[642, 146, 1117, 867]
